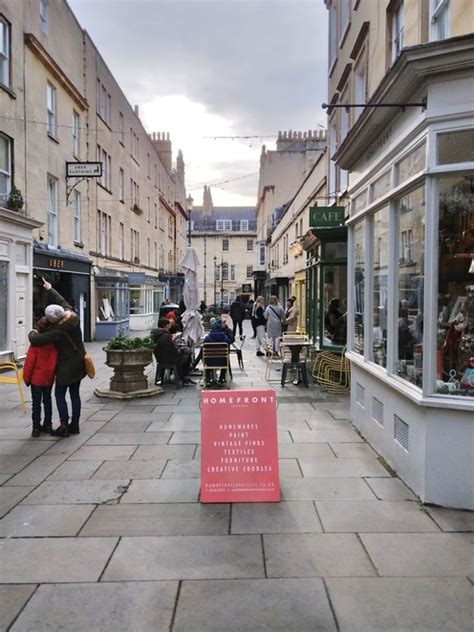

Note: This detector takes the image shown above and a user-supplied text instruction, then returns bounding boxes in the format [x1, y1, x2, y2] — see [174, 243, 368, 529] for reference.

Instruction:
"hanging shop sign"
[66, 162, 102, 178]
[200, 389, 280, 503]
[309, 206, 345, 227]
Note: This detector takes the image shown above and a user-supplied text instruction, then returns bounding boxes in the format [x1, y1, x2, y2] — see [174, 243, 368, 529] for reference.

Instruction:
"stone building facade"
[0, 0, 187, 357]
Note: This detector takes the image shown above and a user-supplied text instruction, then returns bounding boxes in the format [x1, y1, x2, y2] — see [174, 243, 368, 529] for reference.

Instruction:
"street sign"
[200, 389, 280, 503]
[66, 162, 102, 178]
[310, 206, 345, 227]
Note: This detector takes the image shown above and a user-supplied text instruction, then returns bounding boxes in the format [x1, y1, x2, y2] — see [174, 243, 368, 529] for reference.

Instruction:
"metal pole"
[220, 256, 224, 307]
[187, 209, 191, 245]
[203, 234, 207, 303]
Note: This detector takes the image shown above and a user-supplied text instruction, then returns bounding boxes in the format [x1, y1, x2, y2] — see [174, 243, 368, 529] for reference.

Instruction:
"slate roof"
[191, 206, 257, 232]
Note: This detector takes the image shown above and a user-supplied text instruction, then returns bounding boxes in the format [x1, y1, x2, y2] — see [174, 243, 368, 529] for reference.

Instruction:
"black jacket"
[28, 288, 86, 385]
[230, 300, 246, 322]
[253, 305, 266, 327]
[151, 327, 179, 365]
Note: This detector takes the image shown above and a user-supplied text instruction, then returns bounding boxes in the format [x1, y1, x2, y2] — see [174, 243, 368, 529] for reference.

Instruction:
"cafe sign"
[310, 206, 345, 227]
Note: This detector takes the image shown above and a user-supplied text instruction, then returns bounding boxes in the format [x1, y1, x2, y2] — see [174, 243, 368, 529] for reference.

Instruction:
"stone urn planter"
[94, 334, 163, 400]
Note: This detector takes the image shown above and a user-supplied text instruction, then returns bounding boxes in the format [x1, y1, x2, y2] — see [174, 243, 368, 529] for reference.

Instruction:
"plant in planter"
[7, 186, 24, 211]
[104, 334, 155, 393]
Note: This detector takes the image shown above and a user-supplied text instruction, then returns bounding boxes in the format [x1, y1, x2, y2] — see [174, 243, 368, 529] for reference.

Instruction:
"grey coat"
[264, 304, 285, 338]
[28, 288, 86, 386]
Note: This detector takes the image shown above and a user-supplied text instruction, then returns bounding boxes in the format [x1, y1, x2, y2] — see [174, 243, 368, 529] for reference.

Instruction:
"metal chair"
[280, 341, 309, 388]
[0, 363, 27, 413]
[313, 347, 350, 393]
[201, 342, 232, 387]
[264, 341, 283, 382]
[230, 335, 246, 370]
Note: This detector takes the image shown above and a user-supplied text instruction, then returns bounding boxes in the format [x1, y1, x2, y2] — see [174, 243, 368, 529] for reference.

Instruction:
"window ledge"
[329, 56, 338, 78]
[47, 132, 59, 144]
[74, 241, 84, 249]
[339, 21, 351, 49]
[97, 182, 112, 194]
[0, 83, 16, 99]
[96, 113, 111, 130]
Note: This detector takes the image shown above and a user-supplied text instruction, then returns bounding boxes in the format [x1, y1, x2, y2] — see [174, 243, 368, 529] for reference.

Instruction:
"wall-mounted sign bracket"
[66, 161, 102, 204]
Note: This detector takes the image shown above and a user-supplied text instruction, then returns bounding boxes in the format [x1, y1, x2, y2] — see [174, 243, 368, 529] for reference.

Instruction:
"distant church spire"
[203, 185, 214, 215]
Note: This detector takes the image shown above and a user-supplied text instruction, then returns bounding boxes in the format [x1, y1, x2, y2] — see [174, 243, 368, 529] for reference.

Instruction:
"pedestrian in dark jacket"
[28, 279, 86, 437]
[23, 317, 58, 437]
[203, 319, 229, 386]
[230, 297, 246, 338]
[151, 318, 192, 385]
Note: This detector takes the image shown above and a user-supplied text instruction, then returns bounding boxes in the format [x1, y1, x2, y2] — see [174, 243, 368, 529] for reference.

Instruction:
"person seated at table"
[151, 318, 193, 385]
[203, 318, 229, 386]
[191, 318, 234, 374]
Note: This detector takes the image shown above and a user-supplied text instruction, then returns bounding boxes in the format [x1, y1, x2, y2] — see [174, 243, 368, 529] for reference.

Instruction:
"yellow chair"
[264, 341, 283, 382]
[0, 363, 27, 413]
[312, 348, 350, 393]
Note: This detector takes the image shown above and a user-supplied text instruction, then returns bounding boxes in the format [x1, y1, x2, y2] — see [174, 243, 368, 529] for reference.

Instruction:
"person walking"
[285, 297, 299, 333]
[230, 296, 246, 338]
[264, 295, 286, 354]
[28, 279, 86, 437]
[254, 296, 267, 356]
[23, 317, 58, 437]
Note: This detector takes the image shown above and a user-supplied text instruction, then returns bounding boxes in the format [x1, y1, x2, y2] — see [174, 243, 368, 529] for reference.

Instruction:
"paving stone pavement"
[0, 322, 472, 631]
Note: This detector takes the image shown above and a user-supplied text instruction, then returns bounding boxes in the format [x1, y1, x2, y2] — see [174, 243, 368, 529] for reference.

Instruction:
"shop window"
[96, 281, 129, 321]
[0, 133, 12, 203]
[396, 143, 426, 186]
[0, 16, 11, 87]
[0, 260, 7, 350]
[437, 175, 474, 397]
[371, 170, 391, 203]
[395, 185, 425, 387]
[353, 221, 365, 354]
[437, 129, 474, 165]
[352, 188, 368, 215]
[323, 266, 347, 346]
[372, 206, 389, 366]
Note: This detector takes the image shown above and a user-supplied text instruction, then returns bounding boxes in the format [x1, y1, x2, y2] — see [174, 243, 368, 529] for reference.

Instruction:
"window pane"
[397, 143, 425, 185]
[371, 170, 391, 203]
[437, 129, 474, 165]
[353, 189, 368, 214]
[354, 222, 365, 354]
[395, 185, 425, 387]
[323, 265, 347, 346]
[437, 175, 474, 397]
[373, 206, 389, 366]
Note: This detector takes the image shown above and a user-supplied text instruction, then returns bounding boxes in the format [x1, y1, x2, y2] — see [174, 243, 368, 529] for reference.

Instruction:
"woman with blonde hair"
[264, 295, 285, 354]
[253, 296, 267, 357]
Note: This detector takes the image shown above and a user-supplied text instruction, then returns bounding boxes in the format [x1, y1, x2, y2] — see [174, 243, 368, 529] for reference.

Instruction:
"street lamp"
[213, 256, 217, 307]
[220, 256, 224, 308]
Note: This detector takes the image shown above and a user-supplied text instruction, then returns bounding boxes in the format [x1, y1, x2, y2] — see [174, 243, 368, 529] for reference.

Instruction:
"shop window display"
[323, 266, 347, 346]
[96, 282, 129, 322]
[353, 221, 365, 354]
[0, 261, 8, 350]
[395, 185, 425, 386]
[372, 206, 389, 367]
[437, 175, 474, 397]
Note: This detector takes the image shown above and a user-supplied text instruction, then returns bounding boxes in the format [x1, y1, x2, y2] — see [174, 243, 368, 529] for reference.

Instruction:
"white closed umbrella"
[179, 246, 204, 344]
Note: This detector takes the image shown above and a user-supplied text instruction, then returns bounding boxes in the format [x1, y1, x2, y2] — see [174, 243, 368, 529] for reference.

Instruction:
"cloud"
[69, 0, 328, 204]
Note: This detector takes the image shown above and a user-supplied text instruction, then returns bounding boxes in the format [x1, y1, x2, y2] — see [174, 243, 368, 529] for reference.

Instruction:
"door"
[15, 273, 28, 358]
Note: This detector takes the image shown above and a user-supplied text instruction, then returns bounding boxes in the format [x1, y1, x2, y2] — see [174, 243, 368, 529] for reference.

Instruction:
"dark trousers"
[31, 385, 53, 427]
[55, 381, 81, 424]
[232, 320, 243, 337]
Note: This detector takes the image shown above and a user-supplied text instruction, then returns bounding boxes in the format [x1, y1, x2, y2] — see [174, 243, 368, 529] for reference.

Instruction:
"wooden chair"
[201, 342, 232, 387]
[0, 363, 27, 413]
[280, 341, 309, 388]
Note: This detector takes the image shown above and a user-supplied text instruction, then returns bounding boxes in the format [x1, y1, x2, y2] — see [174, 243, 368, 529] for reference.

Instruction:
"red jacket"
[23, 343, 58, 387]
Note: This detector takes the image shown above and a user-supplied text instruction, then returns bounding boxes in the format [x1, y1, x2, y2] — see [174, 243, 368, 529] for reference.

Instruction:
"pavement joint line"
[322, 577, 341, 631]
[97, 536, 121, 582]
[169, 579, 183, 632]
[355, 532, 380, 576]
[312, 500, 326, 533]
[361, 477, 384, 500]
[228, 503, 233, 535]
[327, 442, 338, 458]
[260, 533, 268, 579]
[6, 582, 40, 631]
[75, 504, 100, 536]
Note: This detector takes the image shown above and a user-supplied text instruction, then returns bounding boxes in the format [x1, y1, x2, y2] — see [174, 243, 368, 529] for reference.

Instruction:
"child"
[23, 317, 58, 437]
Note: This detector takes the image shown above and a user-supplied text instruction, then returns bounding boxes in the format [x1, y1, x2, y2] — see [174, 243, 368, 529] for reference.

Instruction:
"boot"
[68, 420, 80, 435]
[50, 423, 69, 438]
[41, 422, 52, 434]
[31, 423, 41, 438]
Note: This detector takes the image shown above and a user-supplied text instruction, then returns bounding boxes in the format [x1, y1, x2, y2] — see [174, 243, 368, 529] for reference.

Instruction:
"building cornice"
[160, 194, 176, 216]
[334, 34, 474, 170]
[24, 34, 88, 111]
[0, 207, 43, 229]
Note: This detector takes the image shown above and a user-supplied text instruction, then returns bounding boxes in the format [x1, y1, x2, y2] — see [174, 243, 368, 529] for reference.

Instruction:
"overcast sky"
[68, 0, 328, 206]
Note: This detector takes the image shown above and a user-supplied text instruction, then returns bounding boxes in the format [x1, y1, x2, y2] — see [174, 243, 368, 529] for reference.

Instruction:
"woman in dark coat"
[28, 279, 86, 437]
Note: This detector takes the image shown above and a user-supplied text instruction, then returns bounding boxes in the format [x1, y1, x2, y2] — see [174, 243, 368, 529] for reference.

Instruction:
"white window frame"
[247, 239, 254, 251]
[47, 175, 58, 247]
[119, 222, 124, 260]
[0, 16, 10, 87]
[222, 238, 229, 251]
[119, 111, 124, 144]
[72, 110, 80, 157]
[259, 242, 266, 266]
[0, 133, 12, 202]
[39, 0, 48, 35]
[73, 190, 81, 243]
[246, 265, 253, 279]
[216, 219, 232, 231]
[119, 167, 124, 201]
[353, 45, 367, 121]
[430, 0, 450, 41]
[240, 219, 249, 231]
[338, 0, 351, 45]
[230, 265, 235, 281]
[328, 2, 337, 70]
[46, 82, 56, 137]
[391, 1, 405, 62]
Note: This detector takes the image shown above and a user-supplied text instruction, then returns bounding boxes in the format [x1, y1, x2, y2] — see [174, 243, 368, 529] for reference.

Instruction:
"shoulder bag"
[64, 332, 96, 379]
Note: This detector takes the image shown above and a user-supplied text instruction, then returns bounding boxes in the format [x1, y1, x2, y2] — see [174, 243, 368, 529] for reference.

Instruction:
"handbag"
[270, 306, 287, 327]
[64, 332, 95, 379]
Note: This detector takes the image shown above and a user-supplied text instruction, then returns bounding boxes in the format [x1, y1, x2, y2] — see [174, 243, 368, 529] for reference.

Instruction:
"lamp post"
[220, 256, 224, 308]
[187, 208, 192, 246]
[213, 256, 217, 308]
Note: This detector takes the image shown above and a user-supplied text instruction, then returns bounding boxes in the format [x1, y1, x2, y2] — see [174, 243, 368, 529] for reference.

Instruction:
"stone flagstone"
[0, 504, 95, 537]
[0, 584, 36, 632]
